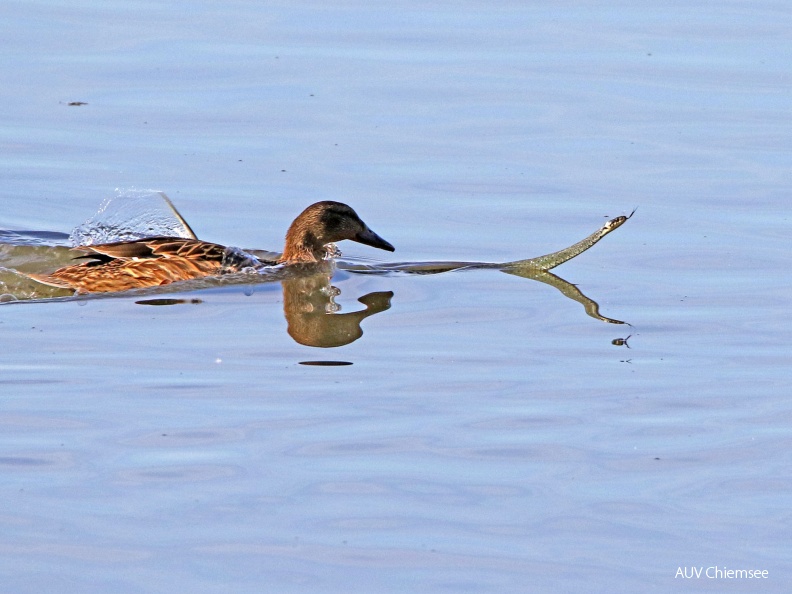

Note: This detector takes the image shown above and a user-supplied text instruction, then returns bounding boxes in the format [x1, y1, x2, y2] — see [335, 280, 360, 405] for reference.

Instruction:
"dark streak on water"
[299, 361, 354, 366]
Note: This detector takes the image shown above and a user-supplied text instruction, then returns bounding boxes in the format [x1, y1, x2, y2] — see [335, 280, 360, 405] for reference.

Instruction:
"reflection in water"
[343, 261, 627, 325]
[282, 270, 393, 347]
[0, 239, 77, 301]
[299, 361, 354, 366]
[279, 257, 627, 349]
[612, 335, 632, 348]
[506, 267, 626, 325]
[136, 298, 204, 306]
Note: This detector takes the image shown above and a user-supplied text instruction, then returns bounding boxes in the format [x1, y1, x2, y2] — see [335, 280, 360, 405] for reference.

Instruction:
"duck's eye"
[322, 213, 340, 226]
[320, 210, 351, 229]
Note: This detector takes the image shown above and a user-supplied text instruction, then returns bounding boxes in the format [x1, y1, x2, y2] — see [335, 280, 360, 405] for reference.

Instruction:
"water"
[1, 1, 790, 592]
[68, 189, 198, 246]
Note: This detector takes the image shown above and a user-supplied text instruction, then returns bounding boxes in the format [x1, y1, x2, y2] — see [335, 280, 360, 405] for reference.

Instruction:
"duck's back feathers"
[75, 237, 226, 262]
[28, 238, 229, 292]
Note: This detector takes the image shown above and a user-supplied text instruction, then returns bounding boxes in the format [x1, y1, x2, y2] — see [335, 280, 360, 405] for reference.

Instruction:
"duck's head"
[279, 201, 395, 264]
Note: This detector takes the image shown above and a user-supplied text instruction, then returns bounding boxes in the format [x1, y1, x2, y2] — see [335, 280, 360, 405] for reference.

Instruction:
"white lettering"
[676, 567, 702, 578]
[702, 566, 769, 579]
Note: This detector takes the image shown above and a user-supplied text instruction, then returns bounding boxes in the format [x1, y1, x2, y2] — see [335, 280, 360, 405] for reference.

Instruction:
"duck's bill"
[354, 226, 395, 252]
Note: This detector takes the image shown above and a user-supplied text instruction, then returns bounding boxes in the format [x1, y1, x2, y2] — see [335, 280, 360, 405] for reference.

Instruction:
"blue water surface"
[0, 1, 790, 592]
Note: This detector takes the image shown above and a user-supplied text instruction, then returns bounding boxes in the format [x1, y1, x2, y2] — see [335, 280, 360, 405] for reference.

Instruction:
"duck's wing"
[73, 237, 227, 262]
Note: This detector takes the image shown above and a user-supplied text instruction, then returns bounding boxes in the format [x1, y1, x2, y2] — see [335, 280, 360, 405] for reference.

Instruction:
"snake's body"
[508, 211, 634, 271]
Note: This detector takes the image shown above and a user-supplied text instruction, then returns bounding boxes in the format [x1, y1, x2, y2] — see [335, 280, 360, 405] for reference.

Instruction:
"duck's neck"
[278, 224, 326, 264]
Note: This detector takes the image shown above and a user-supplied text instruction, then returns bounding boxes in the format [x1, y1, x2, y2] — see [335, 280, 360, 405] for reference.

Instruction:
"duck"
[26, 201, 394, 293]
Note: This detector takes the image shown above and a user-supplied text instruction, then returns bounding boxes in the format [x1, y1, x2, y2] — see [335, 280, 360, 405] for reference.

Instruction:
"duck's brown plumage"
[27, 201, 394, 293]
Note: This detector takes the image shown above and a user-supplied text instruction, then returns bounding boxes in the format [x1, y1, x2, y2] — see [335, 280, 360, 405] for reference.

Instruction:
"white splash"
[69, 189, 197, 246]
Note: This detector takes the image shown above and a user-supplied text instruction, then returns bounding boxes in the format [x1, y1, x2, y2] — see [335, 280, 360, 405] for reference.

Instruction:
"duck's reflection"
[282, 271, 393, 347]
